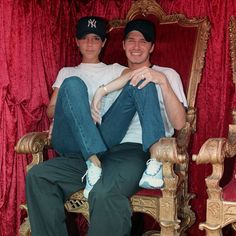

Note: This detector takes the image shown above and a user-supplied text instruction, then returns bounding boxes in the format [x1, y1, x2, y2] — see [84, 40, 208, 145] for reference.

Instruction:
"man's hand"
[129, 66, 167, 89]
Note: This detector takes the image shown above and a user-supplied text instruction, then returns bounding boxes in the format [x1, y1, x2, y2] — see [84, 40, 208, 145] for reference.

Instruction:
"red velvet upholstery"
[223, 176, 236, 201]
[136, 188, 162, 197]
[103, 26, 127, 66]
[152, 23, 197, 93]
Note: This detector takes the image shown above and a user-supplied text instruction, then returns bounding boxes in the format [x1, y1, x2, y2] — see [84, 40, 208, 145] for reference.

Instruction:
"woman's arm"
[46, 88, 59, 119]
[102, 68, 131, 94]
[91, 69, 131, 123]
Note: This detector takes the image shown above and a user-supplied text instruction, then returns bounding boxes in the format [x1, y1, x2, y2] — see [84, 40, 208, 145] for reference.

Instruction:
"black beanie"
[124, 19, 155, 43]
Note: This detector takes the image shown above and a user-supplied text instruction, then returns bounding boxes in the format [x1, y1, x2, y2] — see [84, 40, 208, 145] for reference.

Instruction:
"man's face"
[123, 31, 154, 67]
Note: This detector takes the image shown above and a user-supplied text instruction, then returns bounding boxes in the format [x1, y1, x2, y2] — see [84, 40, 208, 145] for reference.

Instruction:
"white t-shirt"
[53, 62, 126, 116]
[120, 65, 187, 144]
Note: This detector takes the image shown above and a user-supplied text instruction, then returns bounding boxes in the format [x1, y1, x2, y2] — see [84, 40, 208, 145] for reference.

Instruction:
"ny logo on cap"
[88, 19, 96, 28]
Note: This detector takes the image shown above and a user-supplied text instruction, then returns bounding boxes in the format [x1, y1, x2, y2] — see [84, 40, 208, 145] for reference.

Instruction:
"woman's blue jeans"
[52, 76, 165, 160]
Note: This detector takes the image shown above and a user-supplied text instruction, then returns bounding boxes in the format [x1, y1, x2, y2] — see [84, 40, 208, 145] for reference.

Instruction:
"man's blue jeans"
[52, 76, 165, 159]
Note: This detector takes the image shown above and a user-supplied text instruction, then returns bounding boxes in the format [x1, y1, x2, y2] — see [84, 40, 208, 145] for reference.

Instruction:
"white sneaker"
[139, 159, 163, 189]
[83, 160, 102, 199]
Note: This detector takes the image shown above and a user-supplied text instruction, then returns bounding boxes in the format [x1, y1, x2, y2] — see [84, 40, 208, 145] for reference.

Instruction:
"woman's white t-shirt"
[53, 62, 125, 116]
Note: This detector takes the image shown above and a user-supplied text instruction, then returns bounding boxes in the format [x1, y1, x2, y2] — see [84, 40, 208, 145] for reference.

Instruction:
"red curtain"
[0, 0, 235, 235]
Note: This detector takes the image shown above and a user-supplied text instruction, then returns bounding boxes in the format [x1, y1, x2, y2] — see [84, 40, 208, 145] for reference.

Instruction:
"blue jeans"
[52, 76, 165, 159]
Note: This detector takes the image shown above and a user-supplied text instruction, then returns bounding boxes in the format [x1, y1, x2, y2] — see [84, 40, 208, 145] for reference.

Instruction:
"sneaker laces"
[81, 164, 101, 185]
[81, 170, 88, 182]
[145, 159, 162, 175]
[87, 165, 102, 185]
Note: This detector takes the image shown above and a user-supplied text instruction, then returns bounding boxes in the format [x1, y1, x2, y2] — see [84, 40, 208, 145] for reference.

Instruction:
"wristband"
[100, 84, 108, 94]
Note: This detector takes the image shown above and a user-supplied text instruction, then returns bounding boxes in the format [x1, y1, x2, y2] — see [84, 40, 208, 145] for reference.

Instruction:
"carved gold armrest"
[152, 120, 193, 164]
[15, 131, 50, 171]
[192, 124, 236, 200]
[192, 124, 236, 165]
[153, 137, 186, 164]
[192, 138, 227, 200]
[152, 136, 187, 199]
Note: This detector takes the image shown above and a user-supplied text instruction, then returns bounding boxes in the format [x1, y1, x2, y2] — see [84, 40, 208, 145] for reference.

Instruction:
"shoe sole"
[139, 179, 164, 189]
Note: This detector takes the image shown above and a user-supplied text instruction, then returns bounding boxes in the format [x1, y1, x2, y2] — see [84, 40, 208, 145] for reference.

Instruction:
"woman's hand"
[48, 120, 54, 140]
[91, 86, 107, 124]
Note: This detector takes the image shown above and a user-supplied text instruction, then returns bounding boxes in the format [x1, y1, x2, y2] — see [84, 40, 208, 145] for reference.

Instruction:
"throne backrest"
[103, 0, 210, 132]
[228, 16, 236, 160]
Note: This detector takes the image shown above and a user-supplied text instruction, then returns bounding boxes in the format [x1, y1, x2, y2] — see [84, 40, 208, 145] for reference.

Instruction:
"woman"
[26, 16, 165, 236]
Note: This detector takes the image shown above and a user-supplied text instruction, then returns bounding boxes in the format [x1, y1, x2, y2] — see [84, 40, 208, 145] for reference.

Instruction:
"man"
[87, 19, 187, 235]
[26, 17, 186, 236]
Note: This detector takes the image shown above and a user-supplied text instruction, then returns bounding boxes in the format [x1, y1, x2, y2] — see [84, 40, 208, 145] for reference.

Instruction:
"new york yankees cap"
[124, 19, 155, 43]
[76, 16, 107, 41]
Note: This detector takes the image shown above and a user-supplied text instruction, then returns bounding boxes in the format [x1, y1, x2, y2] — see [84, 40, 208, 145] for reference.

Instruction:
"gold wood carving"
[126, 0, 167, 20]
[187, 19, 211, 108]
[230, 16, 236, 88]
[15, 0, 211, 235]
[192, 117, 236, 235]
[131, 195, 160, 221]
[19, 205, 31, 236]
[64, 190, 90, 221]
[15, 132, 49, 171]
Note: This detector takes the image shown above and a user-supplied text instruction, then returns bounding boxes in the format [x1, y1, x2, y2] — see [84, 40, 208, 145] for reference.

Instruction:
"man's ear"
[122, 41, 125, 50]
[102, 38, 107, 47]
[149, 43, 155, 53]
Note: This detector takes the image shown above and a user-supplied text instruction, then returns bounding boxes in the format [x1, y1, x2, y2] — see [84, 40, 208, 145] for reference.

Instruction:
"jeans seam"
[63, 86, 92, 157]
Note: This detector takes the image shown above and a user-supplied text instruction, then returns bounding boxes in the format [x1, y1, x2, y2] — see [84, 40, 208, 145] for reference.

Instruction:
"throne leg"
[178, 193, 196, 235]
[203, 228, 222, 236]
[19, 217, 31, 236]
[142, 230, 160, 236]
[19, 204, 31, 236]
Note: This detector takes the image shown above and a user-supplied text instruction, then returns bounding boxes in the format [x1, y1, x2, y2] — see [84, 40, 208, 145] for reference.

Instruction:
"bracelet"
[100, 84, 108, 94]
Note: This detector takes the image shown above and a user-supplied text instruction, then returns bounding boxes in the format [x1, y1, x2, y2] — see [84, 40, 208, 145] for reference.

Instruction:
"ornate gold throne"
[192, 16, 236, 236]
[15, 0, 210, 235]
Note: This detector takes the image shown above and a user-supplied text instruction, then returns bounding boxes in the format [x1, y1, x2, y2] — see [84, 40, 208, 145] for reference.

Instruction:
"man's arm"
[155, 75, 186, 130]
[129, 66, 186, 130]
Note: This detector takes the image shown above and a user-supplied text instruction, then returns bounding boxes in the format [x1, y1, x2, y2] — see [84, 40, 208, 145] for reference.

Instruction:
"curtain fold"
[0, 0, 235, 235]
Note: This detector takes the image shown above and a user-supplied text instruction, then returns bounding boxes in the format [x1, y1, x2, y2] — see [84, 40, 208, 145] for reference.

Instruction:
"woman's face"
[76, 33, 106, 63]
